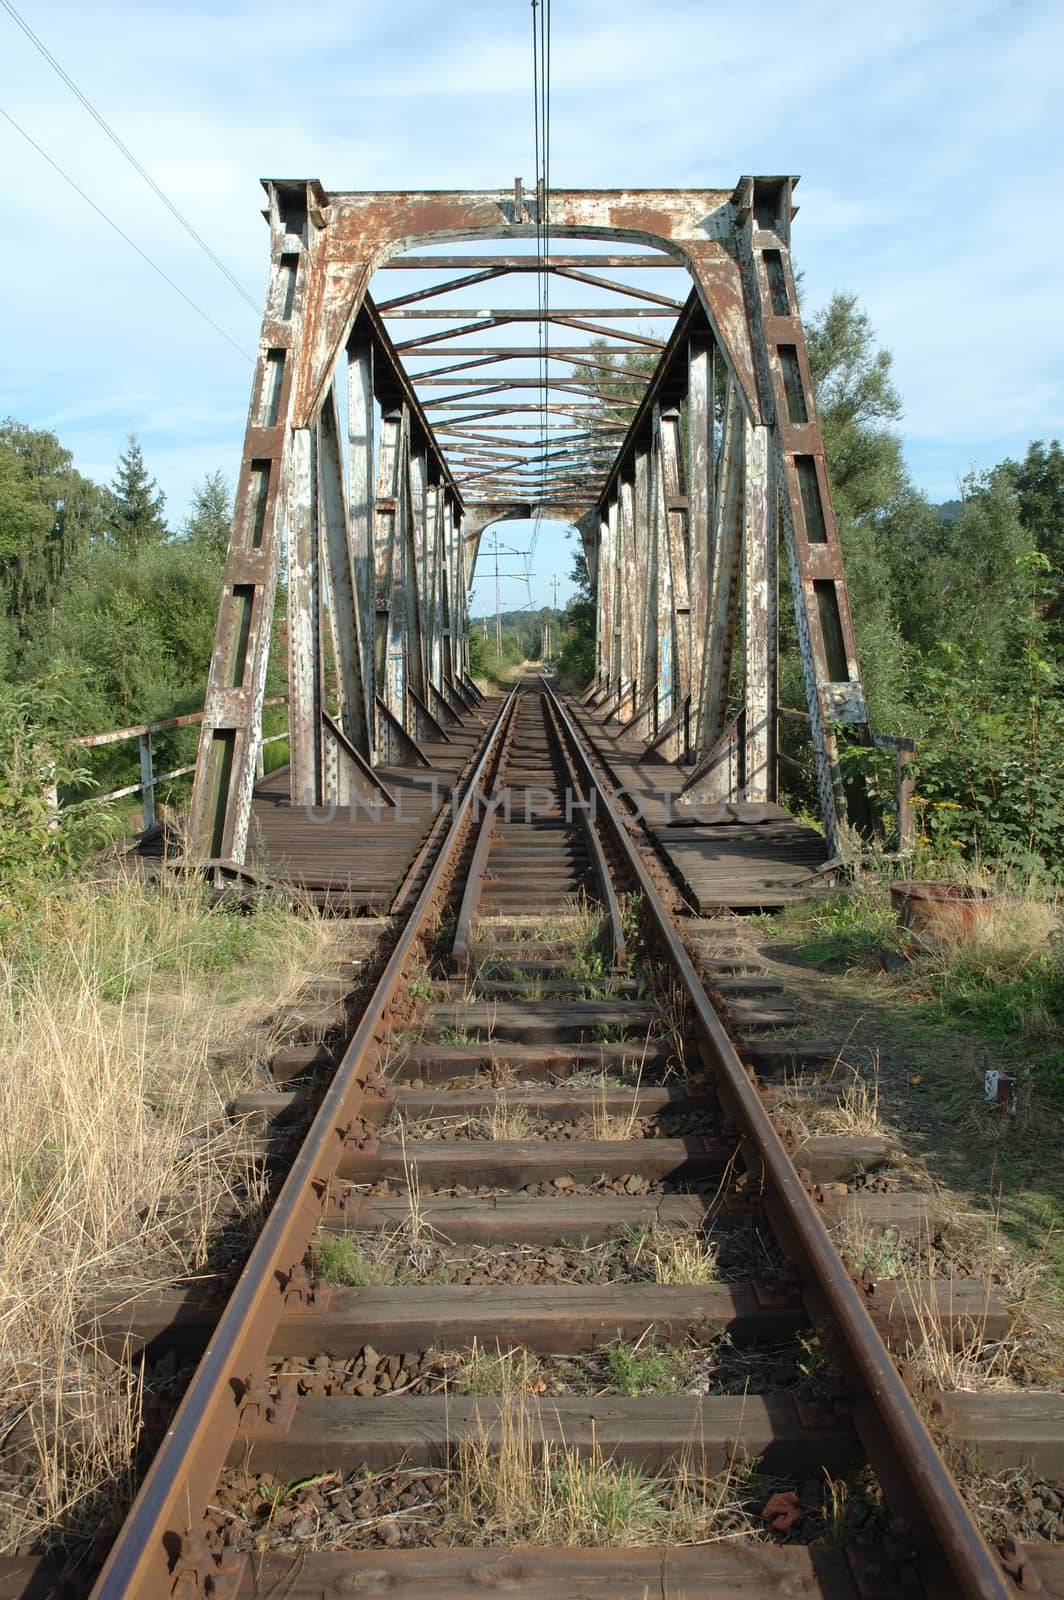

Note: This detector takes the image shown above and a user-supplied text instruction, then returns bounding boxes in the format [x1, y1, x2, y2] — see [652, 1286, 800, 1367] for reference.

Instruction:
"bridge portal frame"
[188, 178, 870, 862]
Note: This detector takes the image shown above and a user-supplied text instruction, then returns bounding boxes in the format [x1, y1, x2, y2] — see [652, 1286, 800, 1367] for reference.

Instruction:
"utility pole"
[493, 534, 503, 657]
[548, 574, 560, 659]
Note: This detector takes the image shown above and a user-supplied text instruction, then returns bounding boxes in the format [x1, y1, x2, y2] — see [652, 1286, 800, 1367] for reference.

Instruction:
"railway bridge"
[32, 179, 1060, 1600]
[183, 176, 908, 903]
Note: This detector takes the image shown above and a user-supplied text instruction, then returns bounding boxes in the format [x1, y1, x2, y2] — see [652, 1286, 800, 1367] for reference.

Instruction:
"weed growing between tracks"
[0, 870, 342, 1554]
[449, 1406, 759, 1548]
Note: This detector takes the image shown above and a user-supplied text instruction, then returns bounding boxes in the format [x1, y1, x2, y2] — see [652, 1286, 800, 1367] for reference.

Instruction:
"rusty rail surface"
[543, 679, 1009, 1600]
[89, 688, 516, 1599]
[84, 677, 1016, 1600]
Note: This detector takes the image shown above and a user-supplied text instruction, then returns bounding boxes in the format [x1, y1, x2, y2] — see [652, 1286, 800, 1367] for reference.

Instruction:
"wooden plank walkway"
[136, 697, 501, 908]
[571, 702, 834, 912]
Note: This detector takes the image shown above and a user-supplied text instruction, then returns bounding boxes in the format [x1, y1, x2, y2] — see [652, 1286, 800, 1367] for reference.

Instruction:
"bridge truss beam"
[188, 177, 871, 862]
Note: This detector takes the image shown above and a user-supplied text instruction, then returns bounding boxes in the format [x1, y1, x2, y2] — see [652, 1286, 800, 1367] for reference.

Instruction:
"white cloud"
[1, 0, 1060, 542]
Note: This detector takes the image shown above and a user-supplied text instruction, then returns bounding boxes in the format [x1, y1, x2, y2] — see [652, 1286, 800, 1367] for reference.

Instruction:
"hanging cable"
[0, 0, 261, 314]
[529, 0, 552, 562]
[0, 103, 252, 361]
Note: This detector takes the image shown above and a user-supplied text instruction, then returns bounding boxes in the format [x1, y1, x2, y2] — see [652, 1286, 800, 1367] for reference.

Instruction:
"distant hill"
[936, 500, 963, 523]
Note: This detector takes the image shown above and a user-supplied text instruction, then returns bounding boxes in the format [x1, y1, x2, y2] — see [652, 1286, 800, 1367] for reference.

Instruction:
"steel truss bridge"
[189, 177, 881, 862]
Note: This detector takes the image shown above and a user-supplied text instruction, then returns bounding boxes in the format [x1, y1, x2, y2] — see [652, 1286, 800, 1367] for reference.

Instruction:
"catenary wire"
[0, 102, 253, 362]
[0, 0, 261, 314]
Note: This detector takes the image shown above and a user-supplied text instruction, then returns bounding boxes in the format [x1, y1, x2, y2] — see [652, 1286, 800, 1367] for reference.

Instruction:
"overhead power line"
[530, 0, 552, 547]
[0, 102, 253, 362]
[0, 0, 261, 314]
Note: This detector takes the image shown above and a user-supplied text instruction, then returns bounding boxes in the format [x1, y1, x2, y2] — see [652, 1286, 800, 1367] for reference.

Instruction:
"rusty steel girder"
[188, 178, 871, 861]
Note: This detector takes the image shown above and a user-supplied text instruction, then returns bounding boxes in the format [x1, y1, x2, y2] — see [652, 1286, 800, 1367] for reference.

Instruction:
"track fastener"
[282, 1261, 332, 1310]
[238, 1373, 297, 1436]
[998, 1537, 1044, 1591]
[170, 1531, 247, 1598]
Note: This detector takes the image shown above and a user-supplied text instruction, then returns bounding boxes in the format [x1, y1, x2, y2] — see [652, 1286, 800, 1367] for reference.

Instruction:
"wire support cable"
[0, 101, 252, 361]
[0, 0, 260, 314]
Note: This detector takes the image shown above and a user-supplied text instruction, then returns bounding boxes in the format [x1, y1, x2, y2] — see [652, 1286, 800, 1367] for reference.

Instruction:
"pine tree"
[184, 470, 233, 553]
[107, 433, 167, 549]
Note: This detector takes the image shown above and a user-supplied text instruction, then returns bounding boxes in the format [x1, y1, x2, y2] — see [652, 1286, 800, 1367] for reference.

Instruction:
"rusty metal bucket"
[890, 880, 995, 946]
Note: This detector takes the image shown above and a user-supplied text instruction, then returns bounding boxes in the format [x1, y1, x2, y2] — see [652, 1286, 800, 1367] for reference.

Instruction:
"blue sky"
[3, 0, 1062, 611]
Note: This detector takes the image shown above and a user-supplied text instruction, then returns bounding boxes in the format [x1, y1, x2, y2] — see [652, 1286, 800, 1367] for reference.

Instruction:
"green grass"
[317, 1234, 405, 1287]
[439, 1027, 475, 1046]
[316, 1232, 451, 1289]
[261, 737, 290, 776]
[606, 1339, 679, 1396]
[769, 877, 896, 969]
[767, 874, 1064, 1099]
[759, 876, 1064, 1298]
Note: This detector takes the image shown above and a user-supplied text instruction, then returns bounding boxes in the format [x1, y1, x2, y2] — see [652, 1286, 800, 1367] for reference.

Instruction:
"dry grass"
[777, 1054, 884, 1141]
[590, 1071, 643, 1142]
[0, 870, 340, 1553]
[815, 1056, 882, 1137]
[898, 1207, 1062, 1391]
[924, 883, 1057, 965]
[482, 1101, 534, 1143]
[451, 1340, 545, 1397]
[898, 1256, 1021, 1393]
[624, 1226, 719, 1285]
[446, 1383, 757, 1546]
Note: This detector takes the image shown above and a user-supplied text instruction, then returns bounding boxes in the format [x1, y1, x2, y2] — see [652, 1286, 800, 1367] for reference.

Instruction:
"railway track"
[22, 678, 1059, 1598]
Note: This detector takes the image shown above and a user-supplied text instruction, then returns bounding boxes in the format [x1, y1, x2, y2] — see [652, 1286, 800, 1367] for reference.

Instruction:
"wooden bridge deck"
[570, 702, 834, 912]
[132, 689, 832, 914]
[244, 709, 498, 908]
[133, 699, 500, 911]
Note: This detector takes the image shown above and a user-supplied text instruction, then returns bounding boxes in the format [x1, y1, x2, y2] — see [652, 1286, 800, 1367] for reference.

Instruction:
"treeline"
[468, 607, 562, 683]
[0, 421, 242, 797]
[555, 297, 1064, 877]
[4, 282, 1063, 878]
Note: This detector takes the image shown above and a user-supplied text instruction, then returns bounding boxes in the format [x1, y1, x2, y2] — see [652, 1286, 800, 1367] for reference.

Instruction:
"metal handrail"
[61, 697, 289, 829]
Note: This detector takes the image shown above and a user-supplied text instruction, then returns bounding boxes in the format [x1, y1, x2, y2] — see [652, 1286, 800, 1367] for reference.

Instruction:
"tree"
[806, 293, 908, 519]
[927, 467, 1032, 673]
[555, 545, 596, 688]
[0, 420, 103, 672]
[184, 470, 233, 553]
[802, 293, 920, 733]
[107, 433, 167, 549]
[569, 338, 659, 426]
[1005, 439, 1064, 648]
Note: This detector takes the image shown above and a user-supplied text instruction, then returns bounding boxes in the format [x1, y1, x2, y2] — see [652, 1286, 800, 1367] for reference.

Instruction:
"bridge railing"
[60, 698, 289, 831]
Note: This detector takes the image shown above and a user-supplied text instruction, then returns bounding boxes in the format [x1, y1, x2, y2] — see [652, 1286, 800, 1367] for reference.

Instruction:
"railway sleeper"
[229, 1390, 1064, 1485]
[322, 1189, 934, 1244]
[90, 1278, 1008, 1365]
[337, 1133, 889, 1187]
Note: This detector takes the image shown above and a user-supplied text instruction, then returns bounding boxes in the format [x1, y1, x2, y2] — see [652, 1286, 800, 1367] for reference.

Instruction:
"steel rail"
[90, 689, 517, 1600]
[540, 686, 626, 972]
[450, 683, 523, 977]
[543, 680, 1010, 1600]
